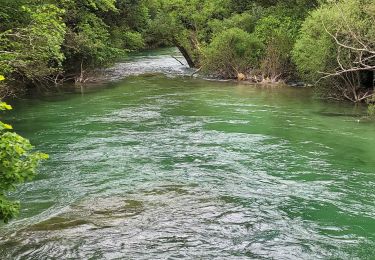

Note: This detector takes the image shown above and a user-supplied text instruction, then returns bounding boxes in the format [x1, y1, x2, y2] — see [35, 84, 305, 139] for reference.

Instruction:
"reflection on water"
[1, 49, 375, 259]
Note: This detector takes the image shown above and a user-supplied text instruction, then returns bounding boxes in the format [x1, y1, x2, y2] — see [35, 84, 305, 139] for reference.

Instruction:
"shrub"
[0, 97, 48, 223]
[292, 0, 375, 102]
[292, 6, 336, 82]
[209, 12, 258, 35]
[0, 4, 66, 84]
[255, 13, 301, 80]
[65, 13, 123, 68]
[0, 75, 48, 223]
[203, 28, 264, 78]
[111, 29, 145, 51]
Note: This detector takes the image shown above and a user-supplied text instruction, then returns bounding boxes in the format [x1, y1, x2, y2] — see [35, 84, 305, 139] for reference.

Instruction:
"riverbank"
[75, 48, 310, 91]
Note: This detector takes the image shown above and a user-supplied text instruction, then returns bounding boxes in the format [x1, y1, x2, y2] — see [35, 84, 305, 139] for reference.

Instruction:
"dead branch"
[171, 55, 185, 66]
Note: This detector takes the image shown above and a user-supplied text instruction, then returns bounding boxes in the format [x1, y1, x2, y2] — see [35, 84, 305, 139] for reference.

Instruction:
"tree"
[293, 0, 375, 102]
[146, 0, 233, 68]
[0, 4, 66, 87]
[0, 76, 48, 223]
[0, 0, 150, 93]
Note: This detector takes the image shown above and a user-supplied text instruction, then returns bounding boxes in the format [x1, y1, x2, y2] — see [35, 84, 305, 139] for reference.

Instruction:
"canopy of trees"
[0, 0, 150, 95]
[0, 0, 374, 101]
[293, 0, 375, 102]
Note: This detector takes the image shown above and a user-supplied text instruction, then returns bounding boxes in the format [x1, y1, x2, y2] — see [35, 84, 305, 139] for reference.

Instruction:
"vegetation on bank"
[0, 0, 149, 96]
[0, 0, 374, 102]
[293, 0, 375, 103]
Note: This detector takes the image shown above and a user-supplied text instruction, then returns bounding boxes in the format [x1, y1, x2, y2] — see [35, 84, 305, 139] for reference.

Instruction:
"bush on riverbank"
[292, 0, 375, 102]
[203, 28, 264, 79]
[254, 11, 301, 82]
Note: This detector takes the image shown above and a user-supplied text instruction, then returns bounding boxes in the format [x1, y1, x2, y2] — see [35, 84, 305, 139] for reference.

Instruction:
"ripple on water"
[1, 60, 375, 259]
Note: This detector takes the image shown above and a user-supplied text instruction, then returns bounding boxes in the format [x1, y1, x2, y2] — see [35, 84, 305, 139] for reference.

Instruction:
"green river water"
[1, 50, 375, 259]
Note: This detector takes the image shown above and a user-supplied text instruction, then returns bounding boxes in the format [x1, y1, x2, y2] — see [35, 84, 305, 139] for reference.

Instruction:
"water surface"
[1, 51, 375, 259]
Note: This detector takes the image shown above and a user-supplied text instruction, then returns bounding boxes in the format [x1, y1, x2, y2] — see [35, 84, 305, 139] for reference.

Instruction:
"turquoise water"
[0, 53, 375, 259]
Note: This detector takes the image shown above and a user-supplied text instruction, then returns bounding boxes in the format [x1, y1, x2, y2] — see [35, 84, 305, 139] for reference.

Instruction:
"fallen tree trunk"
[174, 42, 196, 68]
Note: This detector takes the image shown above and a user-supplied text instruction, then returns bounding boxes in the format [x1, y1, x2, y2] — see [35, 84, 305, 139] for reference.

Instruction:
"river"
[1, 49, 375, 259]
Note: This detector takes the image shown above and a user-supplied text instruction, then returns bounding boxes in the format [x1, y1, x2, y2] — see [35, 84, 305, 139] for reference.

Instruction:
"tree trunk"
[174, 42, 196, 68]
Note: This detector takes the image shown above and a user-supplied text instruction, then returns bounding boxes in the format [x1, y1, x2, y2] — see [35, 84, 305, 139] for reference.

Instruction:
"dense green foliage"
[0, 4, 66, 88]
[0, 0, 150, 95]
[203, 28, 263, 78]
[148, 0, 373, 100]
[0, 0, 373, 100]
[293, 0, 375, 102]
[0, 77, 48, 223]
[145, 0, 322, 82]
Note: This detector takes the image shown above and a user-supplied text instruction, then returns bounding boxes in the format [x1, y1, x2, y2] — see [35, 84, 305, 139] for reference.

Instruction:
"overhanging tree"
[0, 76, 48, 223]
